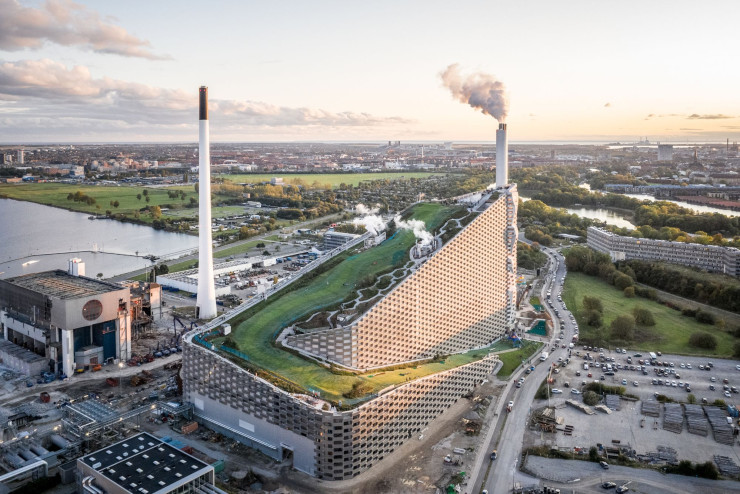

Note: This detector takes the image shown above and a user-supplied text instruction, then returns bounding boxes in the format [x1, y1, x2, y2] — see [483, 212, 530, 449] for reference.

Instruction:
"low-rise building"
[77, 432, 221, 494]
[587, 226, 740, 276]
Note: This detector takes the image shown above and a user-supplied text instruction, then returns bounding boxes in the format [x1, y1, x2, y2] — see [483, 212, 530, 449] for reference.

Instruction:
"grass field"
[220, 172, 444, 188]
[496, 340, 543, 379]
[0, 183, 201, 224]
[225, 202, 469, 402]
[563, 272, 736, 357]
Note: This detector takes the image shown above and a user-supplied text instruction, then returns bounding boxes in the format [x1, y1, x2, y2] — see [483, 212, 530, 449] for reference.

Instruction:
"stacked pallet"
[663, 403, 683, 433]
[656, 445, 678, 463]
[605, 394, 621, 411]
[684, 404, 709, 436]
[641, 400, 660, 417]
[714, 455, 740, 478]
[704, 406, 735, 445]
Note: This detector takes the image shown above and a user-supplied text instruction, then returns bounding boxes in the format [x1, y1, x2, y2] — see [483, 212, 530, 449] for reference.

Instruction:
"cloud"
[687, 113, 734, 120]
[604, 103, 611, 108]
[0, 59, 412, 140]
[0, 0, 167, 59]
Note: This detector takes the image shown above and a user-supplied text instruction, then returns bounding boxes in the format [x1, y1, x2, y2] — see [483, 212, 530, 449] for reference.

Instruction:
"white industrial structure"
[196, 86, 217, 319]
[496, 122, 508, 188]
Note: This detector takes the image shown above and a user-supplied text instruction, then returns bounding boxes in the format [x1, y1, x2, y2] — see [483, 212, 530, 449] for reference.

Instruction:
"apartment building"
[587, 226, 740, 277]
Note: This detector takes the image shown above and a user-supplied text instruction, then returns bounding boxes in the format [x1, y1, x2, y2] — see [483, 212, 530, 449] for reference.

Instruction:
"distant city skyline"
[1, 0, 739, 143]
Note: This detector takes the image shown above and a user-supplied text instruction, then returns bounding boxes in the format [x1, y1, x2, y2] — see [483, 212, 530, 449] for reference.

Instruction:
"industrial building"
[322, 231, 359, 250]
[587, 226, 740, 277]
[77, 432, 220, 494]
[0, 261, 133, 377]
[286, 186, 519, 369]
[181, 183, 518, 480]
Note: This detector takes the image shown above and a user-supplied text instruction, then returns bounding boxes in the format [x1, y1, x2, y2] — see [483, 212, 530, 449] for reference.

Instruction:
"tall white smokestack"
[196, 86, 217, 319]
[496, 123, 508, 188]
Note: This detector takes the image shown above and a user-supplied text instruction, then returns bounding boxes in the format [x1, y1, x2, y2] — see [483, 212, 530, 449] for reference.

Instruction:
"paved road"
[525, 456, 740, 493]
[469, 245, 571, 494]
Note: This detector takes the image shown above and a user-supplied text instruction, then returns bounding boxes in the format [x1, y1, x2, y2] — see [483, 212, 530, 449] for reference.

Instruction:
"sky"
[1, 0, 739, 144]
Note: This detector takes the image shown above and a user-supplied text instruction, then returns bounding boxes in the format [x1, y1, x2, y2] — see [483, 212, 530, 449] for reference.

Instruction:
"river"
[0, 198, 199, 279]
[623, 193, 740, 218]
[520, 195, 636, 229]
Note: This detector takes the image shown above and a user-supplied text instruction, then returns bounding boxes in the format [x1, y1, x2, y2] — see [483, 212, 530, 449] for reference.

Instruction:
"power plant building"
[181, 183, 518, 480]
[587, 226, 740, 277]
[77, 432, 219, 494]
[0, 264, 132, 377]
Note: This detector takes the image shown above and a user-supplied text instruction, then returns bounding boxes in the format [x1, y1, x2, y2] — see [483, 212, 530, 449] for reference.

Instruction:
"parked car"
[602, 482, 617, 489]
[599, 461, 609, 469]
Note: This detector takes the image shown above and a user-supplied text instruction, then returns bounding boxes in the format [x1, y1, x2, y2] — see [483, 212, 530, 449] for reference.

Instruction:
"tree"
[695, 310, 716, 325]
[687, 393, 697, 404]
[150, 205, 162, 219]
[142, 189, 149, 196]
[96, 273, 103, 279]
[256, 242, 266, 248]
[145, 195, 151, 203]
[610, 315, 635, 340]
[696, 461, 719, 480]
[623, 286, 635, 298]
[632, 306, 656, 326]
[688, 331, 718, 350]
[582, 296, 603, 314]
[613, 272, 633, 290]
[583, 390, 600, 406]
[262, 250, 270, 256]
[585, 309, 603, 327]
[155, 263, 169, 275]
[588, 446, 599, 462]
[113, 200, 120, 208]
[137, 193, 142, 201]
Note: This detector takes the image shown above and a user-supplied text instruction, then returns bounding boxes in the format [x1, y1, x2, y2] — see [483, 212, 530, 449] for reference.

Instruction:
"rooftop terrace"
[195, 202, 524, 404]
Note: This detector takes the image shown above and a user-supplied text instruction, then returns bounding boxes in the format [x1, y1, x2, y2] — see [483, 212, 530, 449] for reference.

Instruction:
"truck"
[649, 352, 658, 361]
[540, 351, 549, 362]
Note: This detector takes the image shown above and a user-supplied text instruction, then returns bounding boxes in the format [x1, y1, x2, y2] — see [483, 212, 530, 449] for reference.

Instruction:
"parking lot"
[530, 346, 740, 465]
[551, 346, 740, 406]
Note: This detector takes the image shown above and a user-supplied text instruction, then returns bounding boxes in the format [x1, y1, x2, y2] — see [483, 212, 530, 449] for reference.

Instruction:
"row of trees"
[623, 260, 740, 313]
[633, 202, 740, 239]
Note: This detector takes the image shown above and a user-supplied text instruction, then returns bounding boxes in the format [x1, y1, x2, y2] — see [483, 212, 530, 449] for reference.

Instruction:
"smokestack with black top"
[196, 86, 217, 319]
[496, 122, 508, 188]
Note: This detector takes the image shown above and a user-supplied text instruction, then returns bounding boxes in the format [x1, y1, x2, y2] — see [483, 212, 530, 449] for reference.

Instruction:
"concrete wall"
[50, 288, 129, 332]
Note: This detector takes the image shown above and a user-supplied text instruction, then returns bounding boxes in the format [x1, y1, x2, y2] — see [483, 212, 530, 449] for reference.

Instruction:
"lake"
[0, 198, 199, 279]
[520, 195, 635, 229]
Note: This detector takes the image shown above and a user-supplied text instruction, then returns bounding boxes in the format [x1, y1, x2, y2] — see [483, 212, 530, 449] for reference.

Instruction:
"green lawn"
[563, 272, 736, 357]
[225, 202, 467, 402]
[220, 172, 444, 188]
[213, 236, 280, 259]
[0, 182, 201, 224]
[496, 340, 543, 379]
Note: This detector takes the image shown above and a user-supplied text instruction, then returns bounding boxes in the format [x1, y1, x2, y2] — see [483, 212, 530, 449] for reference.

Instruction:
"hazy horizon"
[2, 1, 739, 143]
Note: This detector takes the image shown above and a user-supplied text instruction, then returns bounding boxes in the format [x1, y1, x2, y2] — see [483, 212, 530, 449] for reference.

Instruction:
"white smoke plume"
[394, 215, 434, 246]
[352, 203, 386, 235]
[441, 63, 508, 122]
[355, 203, 379, 215]
[353, 215, 385, 236]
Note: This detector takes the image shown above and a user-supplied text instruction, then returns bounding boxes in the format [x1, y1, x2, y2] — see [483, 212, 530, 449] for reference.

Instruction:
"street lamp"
[119, 362, 125, 398]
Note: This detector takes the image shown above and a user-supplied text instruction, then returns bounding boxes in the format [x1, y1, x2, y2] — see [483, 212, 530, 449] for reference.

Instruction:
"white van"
[583, 363, 589, 370]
